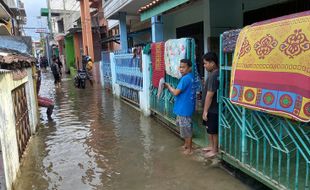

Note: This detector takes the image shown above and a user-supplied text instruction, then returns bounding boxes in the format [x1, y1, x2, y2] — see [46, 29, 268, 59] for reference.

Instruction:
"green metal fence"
[218, 34, 310, 190]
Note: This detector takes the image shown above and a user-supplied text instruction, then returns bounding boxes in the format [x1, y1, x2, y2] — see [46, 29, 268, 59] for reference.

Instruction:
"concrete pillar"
[80, 0, 86, 54]
[26, 68, 39, 134]
[119, 12, 128, 51]
[110, 52, 120, 97]
[99, 60, 104, 87]
[139, 54, 151, 116]
[46, 35, 52, 66]
[151, 15, 163, 43]
[73, 33, 81, 69]
[80, 0, 94, 59]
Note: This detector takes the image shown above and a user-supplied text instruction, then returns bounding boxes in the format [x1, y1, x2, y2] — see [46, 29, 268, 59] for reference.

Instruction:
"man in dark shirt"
[202, 52, 219, 158]
[51, 58, 61, 88]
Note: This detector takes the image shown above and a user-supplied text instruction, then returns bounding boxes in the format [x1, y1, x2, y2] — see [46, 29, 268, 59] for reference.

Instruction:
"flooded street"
[14, 72, 250, 190]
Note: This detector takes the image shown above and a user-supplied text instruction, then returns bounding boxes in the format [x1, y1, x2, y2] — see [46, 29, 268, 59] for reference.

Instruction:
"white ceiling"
[104, 0, 153, 19]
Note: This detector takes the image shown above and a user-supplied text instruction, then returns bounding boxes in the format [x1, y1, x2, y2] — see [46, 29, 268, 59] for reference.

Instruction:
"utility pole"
[46, 0, 52, 65]
[62, 0, 66, 10]
[80, 0, 94, 59]
[47, 0, 52, 36]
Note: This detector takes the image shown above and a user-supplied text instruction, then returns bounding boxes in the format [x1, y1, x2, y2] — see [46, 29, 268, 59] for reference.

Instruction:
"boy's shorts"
[203, 113, 219, 134]
[176, 116, 192, 138]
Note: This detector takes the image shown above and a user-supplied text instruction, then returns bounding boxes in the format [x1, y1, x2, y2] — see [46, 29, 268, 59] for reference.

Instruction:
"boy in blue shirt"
[165, 59, 195, 155]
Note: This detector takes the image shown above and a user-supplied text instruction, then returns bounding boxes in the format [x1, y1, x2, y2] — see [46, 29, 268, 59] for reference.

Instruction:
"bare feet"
[204, 151, 218, 158]
[181, 145, 188, 150]
[183, 149, 193, 155]
[202, 146, 213, 153]
[47, 115, 53, 121]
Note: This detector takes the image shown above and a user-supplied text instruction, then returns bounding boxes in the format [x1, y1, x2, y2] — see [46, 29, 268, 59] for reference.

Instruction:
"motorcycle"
[74, 69, 87, 89]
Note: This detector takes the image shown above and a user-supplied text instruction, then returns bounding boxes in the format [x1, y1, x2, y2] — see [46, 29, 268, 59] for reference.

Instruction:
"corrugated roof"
[0, 49, 35, 70]
[0, 51, 35, 64]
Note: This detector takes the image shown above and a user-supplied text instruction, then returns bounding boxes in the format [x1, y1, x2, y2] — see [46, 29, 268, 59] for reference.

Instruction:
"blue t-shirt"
[173, 73, 196, 116]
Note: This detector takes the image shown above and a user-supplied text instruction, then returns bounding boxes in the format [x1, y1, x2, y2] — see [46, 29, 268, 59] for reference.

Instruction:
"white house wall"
[63, 11, 80, 33]
[0, 68, 38, 190]
[0, 72, 25, 190]
[25, 68, 39, 134]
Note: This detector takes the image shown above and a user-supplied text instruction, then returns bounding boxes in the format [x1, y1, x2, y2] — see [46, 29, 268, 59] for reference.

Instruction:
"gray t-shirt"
[203, 69, 219, 114]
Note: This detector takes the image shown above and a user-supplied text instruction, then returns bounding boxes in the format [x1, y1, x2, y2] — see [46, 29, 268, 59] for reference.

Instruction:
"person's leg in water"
[205, 113, 219, 158]
[205, 134, 218, 158]
[203, 133, 213, 153]
[183, 137, 193, 155]
[182, 133, 187, 150]
[202, 119, 213, 152]
[38, 96, 54, 120]
[87, 71, 93, 86]
[89, 78, 93, 86]
[57, 76, 61, 88]
[54, 76, 57, 87]
[181, 122, 193, 155]
[177, 117, 187, 150]
[47, 105, 54, 120]
[212, 134, 218, 153]
[54, 74, 60, 88]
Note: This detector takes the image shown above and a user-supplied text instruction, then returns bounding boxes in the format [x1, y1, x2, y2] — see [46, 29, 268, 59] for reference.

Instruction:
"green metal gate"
[218, 35, 310, 190]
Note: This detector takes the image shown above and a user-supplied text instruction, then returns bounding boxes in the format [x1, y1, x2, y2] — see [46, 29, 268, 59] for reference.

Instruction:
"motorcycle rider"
[75, 55, 93, 88]
[83, 55, 93, 86]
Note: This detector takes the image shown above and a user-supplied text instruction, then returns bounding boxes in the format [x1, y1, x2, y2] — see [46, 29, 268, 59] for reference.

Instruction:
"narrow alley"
[13, 73, 251, 190]
[1, 0, 309, 189]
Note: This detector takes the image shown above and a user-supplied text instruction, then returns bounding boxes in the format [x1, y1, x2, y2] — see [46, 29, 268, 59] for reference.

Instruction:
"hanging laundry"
[164, 38, 187, 79]
[230, 11, 310, 122]
[114, 54, 143, 91]
[222, 29, 242, 53]
[151, 42, 165, 88]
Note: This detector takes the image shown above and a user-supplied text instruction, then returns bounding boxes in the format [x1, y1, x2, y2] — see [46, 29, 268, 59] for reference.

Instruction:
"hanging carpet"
[230, 11, 310, 122]
[151, 42, 165, 88]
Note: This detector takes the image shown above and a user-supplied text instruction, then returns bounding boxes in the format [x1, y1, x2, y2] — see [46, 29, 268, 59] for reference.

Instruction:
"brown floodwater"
[13, 72, 251, 190]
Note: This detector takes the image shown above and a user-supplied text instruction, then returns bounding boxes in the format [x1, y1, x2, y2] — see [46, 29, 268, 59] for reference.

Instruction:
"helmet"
[86, 56, 92, 61]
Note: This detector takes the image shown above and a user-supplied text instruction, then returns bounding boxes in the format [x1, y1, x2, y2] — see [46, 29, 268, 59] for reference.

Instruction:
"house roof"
[0, 48, 35, 70]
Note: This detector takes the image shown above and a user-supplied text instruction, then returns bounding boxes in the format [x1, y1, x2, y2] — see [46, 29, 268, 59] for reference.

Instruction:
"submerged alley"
[13, 73, 252, 190]
[0, 0, 309, 190]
